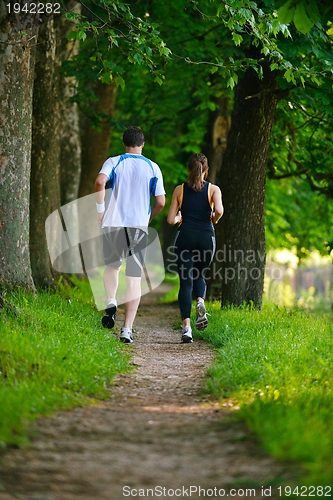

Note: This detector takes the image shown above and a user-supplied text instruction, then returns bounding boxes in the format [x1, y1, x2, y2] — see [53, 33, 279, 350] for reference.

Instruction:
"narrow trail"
[0, 286, 293, 500]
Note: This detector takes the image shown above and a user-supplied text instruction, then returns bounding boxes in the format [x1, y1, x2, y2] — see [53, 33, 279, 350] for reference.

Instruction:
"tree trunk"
[204, 95, 230, 299]
[57, 2, 82, 206]
[217, 65, 280, 308]
[79, 81, 117, 197]
[78, 81, 116, 274]
[0, 5, 38, 290]
[30, 18, 61, 288]
[59, 84, 82, 206]
[205, 95, 230, 184]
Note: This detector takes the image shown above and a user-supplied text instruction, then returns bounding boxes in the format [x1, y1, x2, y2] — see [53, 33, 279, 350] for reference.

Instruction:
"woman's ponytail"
[187, 153, 208, 191]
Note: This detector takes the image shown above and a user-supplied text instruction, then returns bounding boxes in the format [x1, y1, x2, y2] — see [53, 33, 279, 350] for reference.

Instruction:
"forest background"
[0, 0, 333, 308]
[1, 0, 333, 487]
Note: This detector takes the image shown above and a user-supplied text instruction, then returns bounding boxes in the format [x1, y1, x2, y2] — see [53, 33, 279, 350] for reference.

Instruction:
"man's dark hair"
[123, 126, 145, 147]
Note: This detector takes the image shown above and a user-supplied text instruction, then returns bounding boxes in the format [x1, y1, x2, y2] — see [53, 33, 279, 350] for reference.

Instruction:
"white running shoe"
[196, 301, 208, 330]
[181, 326, 193, 343]
[120, 327, 134, 344]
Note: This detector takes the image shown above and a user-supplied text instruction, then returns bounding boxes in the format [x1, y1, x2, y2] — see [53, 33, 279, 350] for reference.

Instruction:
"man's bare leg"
[102, 266, 120, 329]
[123, 276, 141, 330]
[104, 265, 120, 302]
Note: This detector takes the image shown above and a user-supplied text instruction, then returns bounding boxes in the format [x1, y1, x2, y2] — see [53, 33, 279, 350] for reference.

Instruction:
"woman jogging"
[167, 153, 223, 343]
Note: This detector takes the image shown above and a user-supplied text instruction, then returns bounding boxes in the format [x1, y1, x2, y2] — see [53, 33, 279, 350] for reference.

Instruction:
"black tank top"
[180, 182, 213, 232]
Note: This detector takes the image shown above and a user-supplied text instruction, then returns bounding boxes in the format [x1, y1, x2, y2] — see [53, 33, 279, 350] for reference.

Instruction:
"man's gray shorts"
[103, 227, 148, 278]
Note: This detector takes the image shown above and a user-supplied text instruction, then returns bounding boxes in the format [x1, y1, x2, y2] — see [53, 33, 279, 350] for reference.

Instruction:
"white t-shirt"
[99, 153, 165, 230]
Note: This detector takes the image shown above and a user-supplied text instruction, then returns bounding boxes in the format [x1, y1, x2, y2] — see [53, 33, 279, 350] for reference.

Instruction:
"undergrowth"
[0, 278, 130, 448]
[194, 302, 333, 489]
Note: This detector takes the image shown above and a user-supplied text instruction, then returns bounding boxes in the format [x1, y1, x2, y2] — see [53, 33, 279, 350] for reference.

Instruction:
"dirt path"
[0, 286, 294, 500]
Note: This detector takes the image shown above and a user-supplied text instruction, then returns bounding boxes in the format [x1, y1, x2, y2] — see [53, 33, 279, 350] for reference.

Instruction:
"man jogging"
[95, 126, 165, 343]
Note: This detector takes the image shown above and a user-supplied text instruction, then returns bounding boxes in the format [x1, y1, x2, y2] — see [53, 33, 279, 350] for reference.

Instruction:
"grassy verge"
[0, 278, 130, 449]
[194, 302, 333, 488]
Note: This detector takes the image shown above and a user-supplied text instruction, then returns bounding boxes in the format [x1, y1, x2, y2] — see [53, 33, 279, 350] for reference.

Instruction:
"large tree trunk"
[59, 83, 82, 206]
[58, 2, 82, 206]
[0, 5, 38, 290]
[30, 19, 61, 288]
[204, 95, 230, 299]
[78, 81, 116, 274]
[79, 81, 116, 197]
[205, 95, 230, 184]
[217, 64, 280, 308]
[30, 6, 82, 286]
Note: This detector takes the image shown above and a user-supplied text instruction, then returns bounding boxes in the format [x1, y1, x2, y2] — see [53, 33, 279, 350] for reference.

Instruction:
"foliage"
[277, 0, 331, 35]
[61, 0, 333, 256]
[195, 302, 333, 486]
[63, 0, 333, 91]
[102, 0, 333, 254]
[0, 280, 130, 448]
[65, 0, 171, 78]
[62, 0, 171, 122]
[266, 86, 333, 256]
[265, 175, 333, 256]
[175, 0, 333, 96]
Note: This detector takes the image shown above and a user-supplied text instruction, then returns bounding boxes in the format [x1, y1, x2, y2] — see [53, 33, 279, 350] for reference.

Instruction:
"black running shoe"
[102, 302, 117, 329]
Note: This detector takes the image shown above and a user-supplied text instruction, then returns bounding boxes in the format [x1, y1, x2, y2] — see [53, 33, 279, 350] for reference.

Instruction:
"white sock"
[121, 326, 132, 333]
[107, 298, 117, 307]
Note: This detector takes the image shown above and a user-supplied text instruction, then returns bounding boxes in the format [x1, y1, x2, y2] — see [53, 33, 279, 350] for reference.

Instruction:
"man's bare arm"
[149, 195, 165, 223]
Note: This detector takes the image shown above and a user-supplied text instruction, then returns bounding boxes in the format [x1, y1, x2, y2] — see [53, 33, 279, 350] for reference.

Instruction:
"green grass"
[194, 302, 333, 488]
[0, 278, 130, 448]
[157, 273, 179, 303]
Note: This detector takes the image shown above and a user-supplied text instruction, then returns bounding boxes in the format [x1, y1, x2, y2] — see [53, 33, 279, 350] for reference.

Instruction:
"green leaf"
[67, 31, 78, 41]
[321, 95, 330, 106]
[277, 0, 295, 25]
[284, 68, 293, 82]
[310, 75, 322, 86]
[77, 30, 87, 41]
[217, 3, 224, 16]
[232, 32, 243, 46]
[133, 53, 143, 64]
[293, 1, 314, 34]
[227, 76, 235, 89]
[115, 76, 125, 90]
[154, 76, 163, 86]
[304, 0, 320, 25]
[228, 18, 234, 30]
[207, 101, 218, 111]
[258, 65, 263, 79]
[100, 72, 113, 84]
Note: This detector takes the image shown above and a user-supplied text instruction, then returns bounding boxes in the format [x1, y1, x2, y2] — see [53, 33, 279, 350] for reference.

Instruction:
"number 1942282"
[6, 2, 61, 14]
[278, 485, 332, 497]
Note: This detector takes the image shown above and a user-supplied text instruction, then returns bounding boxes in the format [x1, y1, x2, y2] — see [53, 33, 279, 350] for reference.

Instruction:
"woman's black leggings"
[174, 228, 215, 320]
